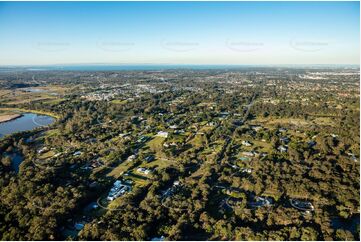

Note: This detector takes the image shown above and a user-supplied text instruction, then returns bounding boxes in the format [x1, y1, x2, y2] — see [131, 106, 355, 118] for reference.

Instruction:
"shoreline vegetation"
[0, 107, 59, 119]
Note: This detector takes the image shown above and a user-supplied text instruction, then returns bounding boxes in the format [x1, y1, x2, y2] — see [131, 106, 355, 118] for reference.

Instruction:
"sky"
[0, 1, 359, 66]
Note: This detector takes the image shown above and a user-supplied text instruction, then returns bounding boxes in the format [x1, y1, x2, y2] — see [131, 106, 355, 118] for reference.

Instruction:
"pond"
[4, 151, 23, 173]
[23, 88, 58, 96]
[0, 113, 55, 138]
[23, 88, 47, 93]
[331, 214, 360, 234]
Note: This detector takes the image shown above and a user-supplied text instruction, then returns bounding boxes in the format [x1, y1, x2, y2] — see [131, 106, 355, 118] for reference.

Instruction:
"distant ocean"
[0, 64, 358, 72]
[0, 65, 259, 72]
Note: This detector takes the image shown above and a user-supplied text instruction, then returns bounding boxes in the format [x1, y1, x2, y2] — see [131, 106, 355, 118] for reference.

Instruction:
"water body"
[22, 88, 58, 96]
[0, 64, 359, 73]
[0, 113, 55, 138]
[3, 152, 24, 173]
[1, 64, 273, 72]
[24, 88, 47, 93]
[331, 214, 360, 234]
[45, 64, 255, 71]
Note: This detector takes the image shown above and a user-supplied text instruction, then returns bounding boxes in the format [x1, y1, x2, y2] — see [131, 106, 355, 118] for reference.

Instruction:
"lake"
[0, 112, 55, 138]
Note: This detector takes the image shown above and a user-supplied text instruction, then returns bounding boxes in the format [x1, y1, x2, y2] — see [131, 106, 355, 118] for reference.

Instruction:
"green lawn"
[143, 158, 172, 170]
[111, 99, 128, 105]
[189, 134, 206, 148]
[107, 159, 133, 178]
[38, 150, 56, 160]
[42, 98, 65, 105]
[146, 136, 166, 157]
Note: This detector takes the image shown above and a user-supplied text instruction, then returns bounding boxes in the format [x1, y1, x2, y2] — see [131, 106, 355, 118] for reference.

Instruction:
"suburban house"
[145, 155, 155, 162]
[73, 151, 82, 156]
[240, 168, 252, 174]
[37, 147, 48, 154]
[278, 145, 288, 152]
[278, 127, 287, 133]
[241, 140, 252, 146]
[280, 137, 290, 143]
[137, 167, 152, 175]
[242, 151, 255, 157]
[156, 131, 169, 138]
[107, 180, 131, 201]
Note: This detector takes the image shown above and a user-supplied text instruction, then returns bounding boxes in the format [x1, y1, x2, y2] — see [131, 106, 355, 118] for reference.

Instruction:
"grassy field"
[42, 98, 66, 105]
[6, 97, 52, 105]
[111, 99, 127, 105]
[107, 135, 169, 184]
[198, 125, 214, 133]
[146, 136, 166, 158]
[312, 117, 335, 126]
[143, 158, 172, 170]
[250, 116, 336, 131]
[0, 90, 13, 98]
[0, 85, 68, 106]
[253, 117, 309, 126]
[38, 150, 56, 160]
[1, 91, 53, 105]
[107, 158, 135, 179]
[188, 133, 206, 148]
[45, 129, 61, 137]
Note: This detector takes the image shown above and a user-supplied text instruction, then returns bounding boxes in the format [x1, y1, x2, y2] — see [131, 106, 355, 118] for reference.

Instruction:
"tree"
[1, 156, 12, 167]
[300, 227, 319, 241]
[234, 227, 255, 240]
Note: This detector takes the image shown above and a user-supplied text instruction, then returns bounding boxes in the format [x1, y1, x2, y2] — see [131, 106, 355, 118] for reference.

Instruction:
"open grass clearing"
[311, 117, 335, 126]
[188, 133, 207, 148]
[38, 150, 56, 160]
[107, 159, 134, 178]
[111, 99, 128, 105]
[146, 136, 166, 157]
[143, 158, 172, 170]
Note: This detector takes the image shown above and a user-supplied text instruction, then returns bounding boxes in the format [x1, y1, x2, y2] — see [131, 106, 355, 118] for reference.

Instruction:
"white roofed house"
[280, 137, 290, 144]
[37, 147, 48, 154]
[54, 152, 62, 158]
[73, 151, 82, 156]
[251, 125, 262, 132]
[207, 121, 215, 126]
[278, 127, 287, 133]
[156, 131, 168, 138]
[113, 180, 122, 187]
[278, 145, 287, 153]
[127, 154, 136, 161]
[240, 168, 252, 174]
[242, 151, 255, 157]
[241, 140, 252, 147]
[107, 180, 131, 201]
[137, 167, 153, 175]
[151, 236, 165, 241]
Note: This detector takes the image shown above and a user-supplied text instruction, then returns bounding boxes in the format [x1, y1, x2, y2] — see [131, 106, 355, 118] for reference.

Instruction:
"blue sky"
[0, 1, 359, 65]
